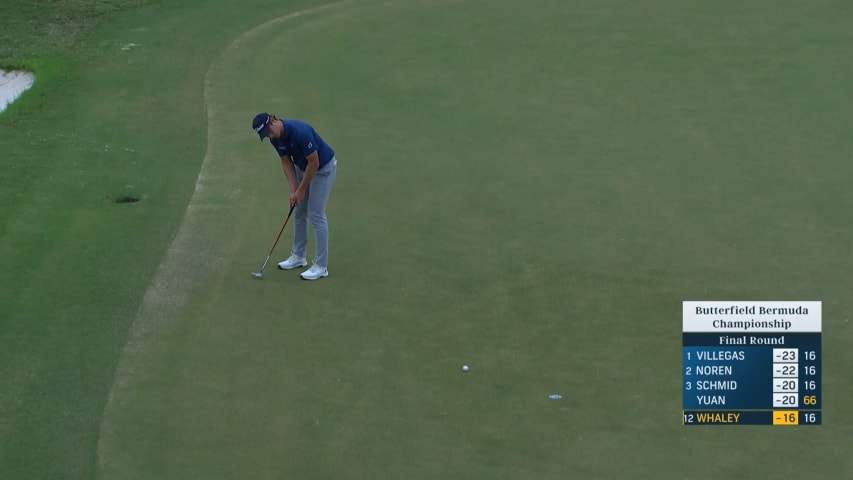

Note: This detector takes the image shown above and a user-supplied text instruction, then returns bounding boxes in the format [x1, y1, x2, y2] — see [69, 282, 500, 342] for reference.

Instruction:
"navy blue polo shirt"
[270, 119, 335, 170]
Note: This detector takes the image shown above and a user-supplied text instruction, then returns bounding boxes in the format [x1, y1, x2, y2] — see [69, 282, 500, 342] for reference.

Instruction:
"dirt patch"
[106, 194, 141, 204]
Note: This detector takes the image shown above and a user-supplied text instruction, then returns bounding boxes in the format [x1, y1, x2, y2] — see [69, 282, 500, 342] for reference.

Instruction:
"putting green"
[94, 0, 853, 478]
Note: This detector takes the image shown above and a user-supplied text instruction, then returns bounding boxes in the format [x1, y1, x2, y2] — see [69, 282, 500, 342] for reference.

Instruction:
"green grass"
[0, 0, 155, 65]
[0, 0, 312, 477]
[2, 0, 852, 478]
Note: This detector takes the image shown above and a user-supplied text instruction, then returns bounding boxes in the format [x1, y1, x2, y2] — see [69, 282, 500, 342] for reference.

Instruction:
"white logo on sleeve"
[308, 142, 313, 149]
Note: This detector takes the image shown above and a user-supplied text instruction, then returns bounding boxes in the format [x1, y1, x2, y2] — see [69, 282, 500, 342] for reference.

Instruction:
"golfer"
[253, 113, 337, 280]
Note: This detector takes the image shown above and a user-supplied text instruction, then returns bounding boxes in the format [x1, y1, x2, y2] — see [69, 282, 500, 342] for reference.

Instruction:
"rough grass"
[0, 0, 154, 65]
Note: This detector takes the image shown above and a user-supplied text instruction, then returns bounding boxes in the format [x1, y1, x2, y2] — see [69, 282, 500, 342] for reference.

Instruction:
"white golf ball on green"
[462, 365, 469, 372]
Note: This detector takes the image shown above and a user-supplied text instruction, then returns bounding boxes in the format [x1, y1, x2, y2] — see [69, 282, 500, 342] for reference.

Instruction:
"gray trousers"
[293, 157, 337, 268]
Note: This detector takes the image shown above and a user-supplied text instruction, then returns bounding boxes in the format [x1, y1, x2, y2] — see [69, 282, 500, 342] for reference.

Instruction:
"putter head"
[252, 271, 263, 279]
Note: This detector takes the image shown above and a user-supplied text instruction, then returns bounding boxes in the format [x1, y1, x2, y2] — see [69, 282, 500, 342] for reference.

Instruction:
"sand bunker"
[0, 69, 35, 113]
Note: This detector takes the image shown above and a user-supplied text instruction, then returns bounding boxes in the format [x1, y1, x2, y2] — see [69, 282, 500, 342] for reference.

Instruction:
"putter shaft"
[252, 205, 296, 279]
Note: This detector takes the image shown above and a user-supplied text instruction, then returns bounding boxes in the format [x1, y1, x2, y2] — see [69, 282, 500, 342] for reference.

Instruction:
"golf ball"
[462, 365, 469, 372]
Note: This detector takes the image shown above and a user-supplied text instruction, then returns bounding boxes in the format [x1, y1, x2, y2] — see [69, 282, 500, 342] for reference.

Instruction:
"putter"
[252, 204, 296, 279]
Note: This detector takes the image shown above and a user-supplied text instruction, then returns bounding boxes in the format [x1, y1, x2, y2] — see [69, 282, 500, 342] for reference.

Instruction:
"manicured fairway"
[2, 0, 852, 479]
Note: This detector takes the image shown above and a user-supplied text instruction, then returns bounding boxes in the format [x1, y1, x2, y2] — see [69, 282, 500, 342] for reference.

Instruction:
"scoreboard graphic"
[683, 301, 822, 426]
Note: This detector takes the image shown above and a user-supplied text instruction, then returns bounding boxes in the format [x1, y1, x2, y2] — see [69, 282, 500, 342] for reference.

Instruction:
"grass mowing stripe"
[2, 1, 318, 477]
[95, 3, 353, 476]
[1, 3, 208, 478]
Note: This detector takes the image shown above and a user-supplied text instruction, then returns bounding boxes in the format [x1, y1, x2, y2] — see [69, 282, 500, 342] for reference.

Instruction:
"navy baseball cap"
[252, 112, 271, 140]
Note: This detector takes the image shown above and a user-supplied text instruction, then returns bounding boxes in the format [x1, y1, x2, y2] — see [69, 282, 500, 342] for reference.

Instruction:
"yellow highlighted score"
[773, 411, 799, 425]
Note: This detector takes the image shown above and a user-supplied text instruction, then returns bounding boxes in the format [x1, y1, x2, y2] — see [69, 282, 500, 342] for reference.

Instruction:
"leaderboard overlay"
[683, 301, 822, 426]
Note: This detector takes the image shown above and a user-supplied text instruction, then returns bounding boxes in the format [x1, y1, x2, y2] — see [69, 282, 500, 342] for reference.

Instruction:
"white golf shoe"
[277, 254, 308, 270]
[300, 264, 329, 281]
